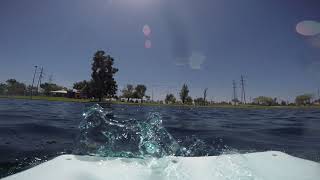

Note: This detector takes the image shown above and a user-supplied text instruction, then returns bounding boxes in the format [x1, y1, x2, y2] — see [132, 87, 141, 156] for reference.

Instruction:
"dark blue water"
[0, 99, 320, 178]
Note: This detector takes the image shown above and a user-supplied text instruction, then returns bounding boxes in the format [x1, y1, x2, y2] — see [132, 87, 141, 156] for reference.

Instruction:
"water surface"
[0, 99, 319, 177]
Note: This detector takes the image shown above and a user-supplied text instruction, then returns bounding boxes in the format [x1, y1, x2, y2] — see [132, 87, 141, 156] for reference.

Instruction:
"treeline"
[0, 79, 28, 96]
[72, 82, 149, 102]
[1, 50, 319, 106]
[161, 85, 319, 106]
[252, 94, 318, 106]
[164, 84, 208, 106]
[0, 79, 66, 96]
[2, 77, 318, 106]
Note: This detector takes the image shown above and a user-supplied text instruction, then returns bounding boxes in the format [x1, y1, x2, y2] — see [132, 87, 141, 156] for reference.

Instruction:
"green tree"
[40, 83, 63, 96]
[6, 79, 26, 95]
[180, 84, 189, 104]
[281, 100, 287, 106]
[185, 96, 193, 105]
[165, 94, 176, 104]
[194, 97, 205, 106]
[0, 83, 7, 95]
[145, 95, 151, 101]
[91, 51, 118, 101]
[73, 80, 88, 91]
[133, 84, 147, 103]
[273, 98, 279, 106]
[73, 80, 92, 97]
[253, 96, 274, 106]
[26, 85, 38, 95]
[121, 84, 134, 101]
[295, 94, 313, 105]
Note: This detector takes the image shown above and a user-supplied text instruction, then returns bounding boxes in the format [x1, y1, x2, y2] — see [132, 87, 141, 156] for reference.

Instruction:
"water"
[0, 99, 320, 178]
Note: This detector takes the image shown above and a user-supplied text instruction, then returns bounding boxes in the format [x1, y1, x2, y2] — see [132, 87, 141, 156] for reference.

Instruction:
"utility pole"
[203, 88, 208, 106]
[36, 67, 43, 95]
[30, 66, 38, 99]
[317, 88, 320, 102]
[151, 86, 154, 102]
[240, 75, 246, 104]
[48, 74, 53, 84]
[232, 80, 237, 103]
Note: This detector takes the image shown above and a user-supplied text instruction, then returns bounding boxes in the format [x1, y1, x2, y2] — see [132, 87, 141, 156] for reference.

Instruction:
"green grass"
[113, 101, 320, 109]
[0, 95, 319, 109]
[0, 95, 90, 103]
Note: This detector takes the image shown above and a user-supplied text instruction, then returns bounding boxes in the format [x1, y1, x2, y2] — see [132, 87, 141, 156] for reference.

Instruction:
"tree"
[6, 79, 26, 95]
[185, 96, 193, 105]
[272, 98, 279, 106]
[180, 84, 189, 104]
[133, 84, 147, 103]
[91, 50, 118, 101]
[295, 94, 313, 105]
[40, 83, 63, 96]
[231, 98, 240, 104]
[194, 97, 204, 106]
[121, 84, 134, 101]
[73, 80, 88, 91]
[253, 96, 275, 106]
[73, 80, 92, 97]
[281, 100, 287, 106]
[145, 95, 151, 101]
[165, 94, 176, 104]
[0, 83, 7, 95]
[26, 85, 38, 95]
[203, 88, 208, 106]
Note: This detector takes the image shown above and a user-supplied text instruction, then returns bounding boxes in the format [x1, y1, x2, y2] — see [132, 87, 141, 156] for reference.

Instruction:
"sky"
[0, 0, 320, 102]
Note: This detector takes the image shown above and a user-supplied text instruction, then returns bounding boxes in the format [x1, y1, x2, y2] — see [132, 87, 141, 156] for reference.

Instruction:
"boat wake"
[76, 104, 219, 158]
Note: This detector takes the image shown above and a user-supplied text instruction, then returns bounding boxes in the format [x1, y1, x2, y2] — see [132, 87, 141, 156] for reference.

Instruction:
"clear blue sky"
[0, 0, 320, 101]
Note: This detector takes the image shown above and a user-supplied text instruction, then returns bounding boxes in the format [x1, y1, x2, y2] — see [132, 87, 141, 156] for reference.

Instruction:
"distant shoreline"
[0, 95, 90, 103]
[0, 95, 319, 109]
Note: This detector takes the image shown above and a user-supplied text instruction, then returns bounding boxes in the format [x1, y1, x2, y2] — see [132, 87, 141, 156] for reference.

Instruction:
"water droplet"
[145, 40, 152, 49]
[143, 24, 151, 37]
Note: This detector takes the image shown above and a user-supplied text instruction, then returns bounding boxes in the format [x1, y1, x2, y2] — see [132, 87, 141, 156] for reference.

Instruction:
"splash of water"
[77, 104, 180, 158]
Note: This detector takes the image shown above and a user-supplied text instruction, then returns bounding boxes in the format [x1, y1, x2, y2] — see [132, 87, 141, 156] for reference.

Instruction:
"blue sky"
[0, 0, 320, 101]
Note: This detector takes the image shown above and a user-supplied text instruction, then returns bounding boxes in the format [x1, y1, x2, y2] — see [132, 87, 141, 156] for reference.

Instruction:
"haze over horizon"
[1, 0, 320, 101]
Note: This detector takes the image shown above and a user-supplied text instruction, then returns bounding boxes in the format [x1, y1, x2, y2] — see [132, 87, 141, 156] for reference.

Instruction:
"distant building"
[50, 90, 68, 97]
[67, 89, 88, 99]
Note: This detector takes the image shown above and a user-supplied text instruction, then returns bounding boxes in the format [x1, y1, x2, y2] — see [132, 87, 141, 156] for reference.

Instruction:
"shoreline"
[0, 95, 319, 109]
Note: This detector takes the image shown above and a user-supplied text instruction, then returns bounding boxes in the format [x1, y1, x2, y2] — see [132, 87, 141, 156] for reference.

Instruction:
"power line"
[48, 74, 53, 83]
[232, 80, 237, 102]
[151, 87, 154, 101]
[240, 75, 246, 104]
[36, 67, 43, 94]
[30, 66, 38, 99]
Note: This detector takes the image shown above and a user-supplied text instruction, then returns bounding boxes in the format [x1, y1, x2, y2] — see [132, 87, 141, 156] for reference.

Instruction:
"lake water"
[0, 99, 319, 178]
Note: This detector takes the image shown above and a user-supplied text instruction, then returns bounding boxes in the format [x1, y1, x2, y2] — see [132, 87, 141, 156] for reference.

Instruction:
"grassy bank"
[0, 95, 90, 103]
[0, 95, 319, 109]
[112, 100, 320, 109]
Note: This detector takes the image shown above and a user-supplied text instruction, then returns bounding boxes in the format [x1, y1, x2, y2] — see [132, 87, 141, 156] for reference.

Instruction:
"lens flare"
[145, 39, 152, 49]
[296, 20, 320, 36]
[310, 36, 320, 48]
[143, 24, 151, 37]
